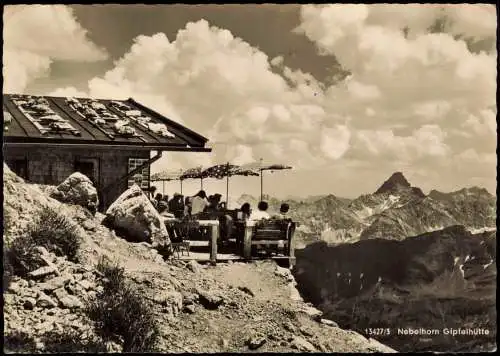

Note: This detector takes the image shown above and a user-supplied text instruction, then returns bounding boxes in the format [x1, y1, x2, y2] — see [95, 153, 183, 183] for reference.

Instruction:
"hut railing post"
[226, 162, 229, 206]
[209, 221, 219, 265]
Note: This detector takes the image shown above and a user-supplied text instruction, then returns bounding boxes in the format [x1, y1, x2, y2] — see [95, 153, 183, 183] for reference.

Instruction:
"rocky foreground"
[3, 165, 394, 353]
[4, 251, 396, 353]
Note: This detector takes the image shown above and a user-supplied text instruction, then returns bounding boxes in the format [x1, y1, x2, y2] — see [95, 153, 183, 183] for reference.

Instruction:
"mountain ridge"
[237, 172, 496, 243]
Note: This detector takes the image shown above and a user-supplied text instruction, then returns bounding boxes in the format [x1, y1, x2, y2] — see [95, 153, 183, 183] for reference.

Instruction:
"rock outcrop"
[104, 184, 170, 248]
[4, 248, 101, 351]
[3, 163, 64, 245]
[50, 173, 99, 214]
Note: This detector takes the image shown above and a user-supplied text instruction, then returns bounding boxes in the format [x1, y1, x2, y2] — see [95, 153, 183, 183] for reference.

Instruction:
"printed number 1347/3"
[365, 328, 391, 336]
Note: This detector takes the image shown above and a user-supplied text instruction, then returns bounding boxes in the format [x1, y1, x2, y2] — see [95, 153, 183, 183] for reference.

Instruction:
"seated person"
[220, 200, 234, 242]
[149, 186, 157, 200]
[206, 194, 222, 213]
[152, 193, 163, 208]
[168, 193, 185, 219]
[204, 195, 232, 242]
[250, 201, 271, 221]
[272, 203, 290, 220]
[183, 196, 191, 217]
[157, 200, 171, 215]
[237, 202, 252, 220]
[233, 202, 251, 244]
[190, 190, 208, 216]
[156, 196, 174, 218]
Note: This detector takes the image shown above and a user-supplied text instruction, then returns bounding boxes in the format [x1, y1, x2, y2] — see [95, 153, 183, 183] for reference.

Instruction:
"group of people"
[148, 186, 292, 243]
[238, 201, 290, 222]
[148, 188, 229, 219]
[149, 190, 188, 219]
[149, 187, 290, 222]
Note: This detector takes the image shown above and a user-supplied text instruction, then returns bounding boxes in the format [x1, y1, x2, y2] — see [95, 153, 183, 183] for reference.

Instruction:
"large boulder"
[104, 184, 170, 248]
[50, 172, 98, 214]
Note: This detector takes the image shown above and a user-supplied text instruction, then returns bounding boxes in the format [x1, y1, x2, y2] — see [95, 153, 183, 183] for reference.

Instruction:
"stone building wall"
[3, 145, 150, 210]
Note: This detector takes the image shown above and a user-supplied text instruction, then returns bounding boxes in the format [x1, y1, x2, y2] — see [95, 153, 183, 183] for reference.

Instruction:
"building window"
[128, 158, 150, 190]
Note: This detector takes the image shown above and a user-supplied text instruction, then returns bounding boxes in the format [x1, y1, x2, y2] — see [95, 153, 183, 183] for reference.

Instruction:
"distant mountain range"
[237, 172, 496, 244]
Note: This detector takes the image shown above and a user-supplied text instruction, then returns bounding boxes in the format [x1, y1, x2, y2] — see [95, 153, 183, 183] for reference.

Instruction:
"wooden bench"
[242, 219, 296, 262]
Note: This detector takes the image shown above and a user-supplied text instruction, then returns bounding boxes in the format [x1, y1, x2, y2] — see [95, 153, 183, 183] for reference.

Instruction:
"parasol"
[240, 159, 293, 201]
[150, 169, 183, 194]
[179, 166, 206, 191]
[201, 163, 259, 205]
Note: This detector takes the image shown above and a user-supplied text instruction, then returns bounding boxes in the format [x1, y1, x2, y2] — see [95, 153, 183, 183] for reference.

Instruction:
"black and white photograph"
[2, 3, 497, 353]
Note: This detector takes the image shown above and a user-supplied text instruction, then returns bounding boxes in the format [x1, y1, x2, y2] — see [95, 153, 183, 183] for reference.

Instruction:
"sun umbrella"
[179, 166, 206, 190]
[150, 169, 183, 194]
[240, 160, 293, 201]
[202, 163, 259, 205]
[150, 170, 182, 181]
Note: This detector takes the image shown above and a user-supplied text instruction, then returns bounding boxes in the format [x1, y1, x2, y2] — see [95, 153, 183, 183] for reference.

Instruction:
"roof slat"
[104, 103, 163, 143]
[3, 97, 41, 137]
[104, 100, 188, 146]
[49, 96, 104, 141]
[3, 94, 211, 152]
[127, 98, 208, 147]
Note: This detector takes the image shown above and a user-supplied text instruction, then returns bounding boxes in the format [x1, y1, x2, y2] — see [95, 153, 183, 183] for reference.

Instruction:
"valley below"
[292, 226, 497, 352]
[240, 172, 497, 352]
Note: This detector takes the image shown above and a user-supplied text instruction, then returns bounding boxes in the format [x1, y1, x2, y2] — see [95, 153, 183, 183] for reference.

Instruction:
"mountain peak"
[375, 172, 411, 195]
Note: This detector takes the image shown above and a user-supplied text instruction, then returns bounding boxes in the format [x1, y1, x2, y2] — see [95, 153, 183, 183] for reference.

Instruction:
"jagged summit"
[374, 172, 411, 195]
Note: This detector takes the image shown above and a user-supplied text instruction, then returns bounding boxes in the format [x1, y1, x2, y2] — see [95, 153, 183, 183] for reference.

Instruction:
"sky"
[3, 4, 497, 201]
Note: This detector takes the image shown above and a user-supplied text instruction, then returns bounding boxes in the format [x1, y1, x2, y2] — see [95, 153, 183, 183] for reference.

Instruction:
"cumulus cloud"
[298, 4, 495, 99]
[297, 4, 496, 180]
[444, 4, 497, 40]
[443, 148, 497, 191]
[50, 19, 352, 172]
[25, 4, 495, 194]
[3, 50, 51, 93]
[270, 55, 284, 67]
[355, 124, 450, 161]
[461, 109, 497, 138]
[3, 5, 108, 93]
[346, 80, 381, 101]
[230, 145, 255, 165]
[320, 125, 351, 160]
[49, 86, 89, 98]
